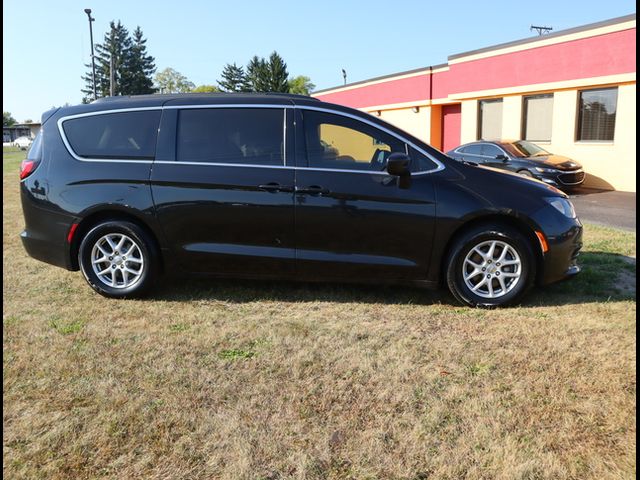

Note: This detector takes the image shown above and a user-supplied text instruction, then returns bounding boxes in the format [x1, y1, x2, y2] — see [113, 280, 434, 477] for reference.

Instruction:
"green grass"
[2, 144, 636, 479]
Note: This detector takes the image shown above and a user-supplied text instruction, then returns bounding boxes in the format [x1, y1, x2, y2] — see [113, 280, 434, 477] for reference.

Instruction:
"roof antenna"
[342, 69, 347, 85]
[530, 25, 553, 36]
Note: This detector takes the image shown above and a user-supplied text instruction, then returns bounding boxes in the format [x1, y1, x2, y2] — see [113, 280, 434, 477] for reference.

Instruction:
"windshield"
[503, 141, 550, 158]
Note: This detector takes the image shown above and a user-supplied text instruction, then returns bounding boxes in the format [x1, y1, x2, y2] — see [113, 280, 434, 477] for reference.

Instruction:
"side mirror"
[386, 152, 411, 176]
[496, 154, 509, 162]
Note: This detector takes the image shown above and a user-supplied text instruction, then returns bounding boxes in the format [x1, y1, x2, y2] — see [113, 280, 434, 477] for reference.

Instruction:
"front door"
[294, 108, 437, 282]
[151, 106, 296, 277]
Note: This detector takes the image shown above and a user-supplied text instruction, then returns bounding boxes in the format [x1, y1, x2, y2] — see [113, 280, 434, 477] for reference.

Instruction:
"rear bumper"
[21, 229, 72, 270]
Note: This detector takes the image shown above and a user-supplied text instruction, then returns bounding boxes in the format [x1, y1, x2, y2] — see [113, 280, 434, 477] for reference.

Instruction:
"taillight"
[19, 159, 40, 180]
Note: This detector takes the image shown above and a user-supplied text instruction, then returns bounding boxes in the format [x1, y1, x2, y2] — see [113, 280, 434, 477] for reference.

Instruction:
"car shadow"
[150, 252, 635, 308]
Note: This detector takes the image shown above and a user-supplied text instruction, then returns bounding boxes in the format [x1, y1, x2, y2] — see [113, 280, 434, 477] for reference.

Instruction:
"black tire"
[78, 220, 159, 298]
[446, 224, 536, 307]
[517, 169, 534, 177]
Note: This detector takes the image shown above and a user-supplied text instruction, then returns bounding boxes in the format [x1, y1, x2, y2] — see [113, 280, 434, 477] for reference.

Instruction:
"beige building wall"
[456, 84, 636, 191]
[371, 106, 431, 141]
[460, 100, 478, 144]
[540, 84, 635, 191]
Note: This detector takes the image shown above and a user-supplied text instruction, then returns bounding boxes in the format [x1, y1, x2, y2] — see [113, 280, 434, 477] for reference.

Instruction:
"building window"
[577, 87, 617, 141]
[478, 99, 503, 140]
[523, 94, 553, 142]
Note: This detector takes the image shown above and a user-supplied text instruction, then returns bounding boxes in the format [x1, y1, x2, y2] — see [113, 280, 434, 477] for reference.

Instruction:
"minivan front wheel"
[79, 221, 159, 298]
[446, 225, 535, 307]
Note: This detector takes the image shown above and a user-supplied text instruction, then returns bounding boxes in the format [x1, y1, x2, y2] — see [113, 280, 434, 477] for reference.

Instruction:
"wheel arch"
[439, 213, 545, 286]
[69, 209, 164, 272]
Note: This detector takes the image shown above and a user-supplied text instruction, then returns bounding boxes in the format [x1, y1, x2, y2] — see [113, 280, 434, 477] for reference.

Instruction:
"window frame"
[174, 106, 288, 167]
[58, 107, 164, 164]
[575, 87, 618, 142]
[57, 104, 446, 176]
[521, 93, 554, 142]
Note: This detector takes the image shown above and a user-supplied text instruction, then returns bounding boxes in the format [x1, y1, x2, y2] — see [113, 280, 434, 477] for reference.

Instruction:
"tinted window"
[462, 144, 483, 155]
[577, 87, 617, 141]
[408, 146, 440, 172]
[482, 144, 504, 157]
[503, 141, 549, 158]
[177, 108, 284, 165]
[303, 110, 405, 171]
[63, 111, 161, 159]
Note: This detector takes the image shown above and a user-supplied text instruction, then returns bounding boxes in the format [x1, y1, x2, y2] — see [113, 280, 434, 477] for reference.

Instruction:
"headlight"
[535, 166, 559, 173]
[544, 197, 576, 218]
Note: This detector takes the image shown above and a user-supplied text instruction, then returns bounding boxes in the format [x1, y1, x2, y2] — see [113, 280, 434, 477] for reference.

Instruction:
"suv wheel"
[446, 225, 535, 307]
[78, 221, 159, 298]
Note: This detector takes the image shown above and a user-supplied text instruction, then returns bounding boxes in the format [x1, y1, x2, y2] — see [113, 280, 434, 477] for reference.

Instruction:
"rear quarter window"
[62, 110, 161, 159]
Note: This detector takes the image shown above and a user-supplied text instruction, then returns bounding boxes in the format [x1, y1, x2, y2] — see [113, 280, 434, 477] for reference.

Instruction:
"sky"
[3, 0, 636, 122]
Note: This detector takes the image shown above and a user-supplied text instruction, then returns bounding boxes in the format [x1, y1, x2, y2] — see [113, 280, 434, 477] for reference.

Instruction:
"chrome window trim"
[56, 103, 446, 176]
[175, 106, 287, 166]
[57, 107, 163, 163]
[294, 105, 445, 175]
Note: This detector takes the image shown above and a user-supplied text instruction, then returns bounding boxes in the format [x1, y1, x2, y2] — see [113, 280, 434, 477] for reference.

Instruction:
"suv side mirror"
[386, 152, 411, 176]
[496, 154, 509, 162]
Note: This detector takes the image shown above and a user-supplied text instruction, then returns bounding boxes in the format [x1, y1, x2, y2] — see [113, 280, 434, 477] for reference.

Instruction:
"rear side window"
[176, 108, 284, 165]
[461, 144, 483, 155]
[62, 110, 161, 159]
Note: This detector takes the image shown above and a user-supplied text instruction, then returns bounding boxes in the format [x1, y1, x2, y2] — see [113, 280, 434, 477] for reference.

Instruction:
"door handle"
[295, 185, 330, 196]
[258, 183, 294, 193]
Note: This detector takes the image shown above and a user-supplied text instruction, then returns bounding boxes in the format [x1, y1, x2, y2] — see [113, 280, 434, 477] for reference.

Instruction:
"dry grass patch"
[3, 148, 636, 479]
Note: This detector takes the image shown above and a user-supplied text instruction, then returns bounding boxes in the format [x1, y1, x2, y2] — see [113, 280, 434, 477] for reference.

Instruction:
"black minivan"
[20, 93, 582, 307]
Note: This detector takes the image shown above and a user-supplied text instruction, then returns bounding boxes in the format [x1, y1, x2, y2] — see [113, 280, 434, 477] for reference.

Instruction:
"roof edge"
[449, 13, 636, 61]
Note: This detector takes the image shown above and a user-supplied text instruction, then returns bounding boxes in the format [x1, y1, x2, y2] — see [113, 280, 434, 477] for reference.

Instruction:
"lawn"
[3, 147, 636, 479]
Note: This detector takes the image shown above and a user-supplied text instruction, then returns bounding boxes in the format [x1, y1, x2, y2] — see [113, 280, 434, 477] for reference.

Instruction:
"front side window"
[478, 99, 503, 140]
[63, 110, 161, 159]
[303, 110, 406, 171]
[177, 108, 284, 165]
[523, 94, 553, 142]
[577, 88, 617, 141]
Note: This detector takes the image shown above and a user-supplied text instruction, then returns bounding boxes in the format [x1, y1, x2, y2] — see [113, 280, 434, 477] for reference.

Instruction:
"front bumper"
[534, 169, 585, 188]
[531, 206, 583, 285]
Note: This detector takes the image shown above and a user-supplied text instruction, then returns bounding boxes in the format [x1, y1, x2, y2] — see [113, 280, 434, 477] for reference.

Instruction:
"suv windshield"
[503, 141, 550, 158]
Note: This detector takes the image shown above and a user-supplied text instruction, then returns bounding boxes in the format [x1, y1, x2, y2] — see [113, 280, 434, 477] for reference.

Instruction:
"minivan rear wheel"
[446, 224, 535, 307]
[78, 221, 159, 298]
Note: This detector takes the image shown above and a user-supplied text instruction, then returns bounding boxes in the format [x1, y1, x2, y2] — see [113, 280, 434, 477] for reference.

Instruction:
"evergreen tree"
[266, 51, 289, 93]
[122, 27, 156, 95]
[81, 21, 132, 101]
[218, 63, 248, 92]
[81, 22, 156, 102]
[246, 55, 269, 92]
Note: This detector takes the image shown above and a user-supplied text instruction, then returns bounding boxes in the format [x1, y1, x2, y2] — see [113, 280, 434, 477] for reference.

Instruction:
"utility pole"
[84, 9, 97, 100]
[530, 25, 553, 36]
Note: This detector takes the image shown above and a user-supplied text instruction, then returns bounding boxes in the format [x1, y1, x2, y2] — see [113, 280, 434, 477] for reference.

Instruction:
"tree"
[81, 22, 156, 102]
[154, 68, 195, 93]
[265, 51, 289, 93]
[121, 26, 156, 95]
[289, 75, 315, 96]
[218, 63, 248, 92]
[192, 85, 220, 93]
[81, 21, 132, 101]
[246, 55, 269, 92]
[3, 112, 16, 126]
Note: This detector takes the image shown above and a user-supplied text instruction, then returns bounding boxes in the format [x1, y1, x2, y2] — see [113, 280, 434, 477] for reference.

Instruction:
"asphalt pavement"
[569, 190, 636, 231]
